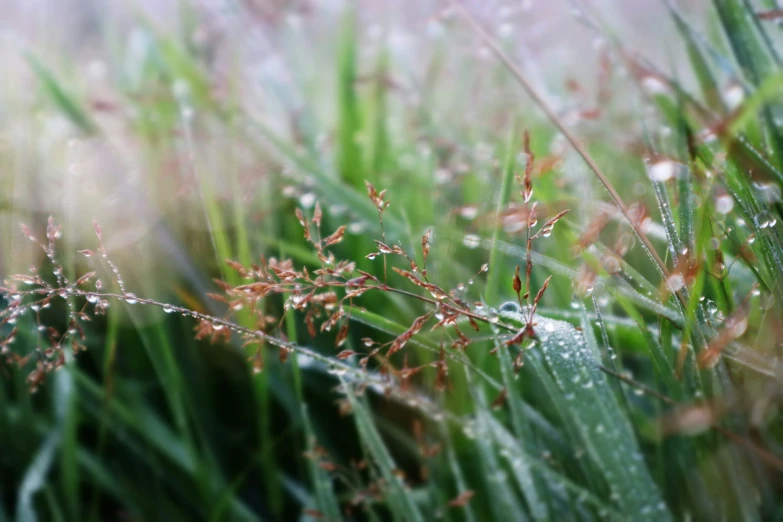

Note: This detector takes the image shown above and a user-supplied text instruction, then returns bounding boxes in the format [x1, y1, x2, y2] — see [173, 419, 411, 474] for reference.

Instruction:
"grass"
[1, 1, 783, 521]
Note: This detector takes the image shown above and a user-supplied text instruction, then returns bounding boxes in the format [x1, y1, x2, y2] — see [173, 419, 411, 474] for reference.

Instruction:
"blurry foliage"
[2, 1, 783, 521]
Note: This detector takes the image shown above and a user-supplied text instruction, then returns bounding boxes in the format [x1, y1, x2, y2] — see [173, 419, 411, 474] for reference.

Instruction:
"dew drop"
[753, 211, 776, 229]
[715, 194, 734, 214]
[647, 159, 677, 182]
[641, 76, 670, 96]
[326, 366, 348, 377]
[665, 273, 685, 293]
[462, 234, 481, 249]
[459, 206, 479, 220]
[298, 192, 316, 209]
[723, 83, 744, 111]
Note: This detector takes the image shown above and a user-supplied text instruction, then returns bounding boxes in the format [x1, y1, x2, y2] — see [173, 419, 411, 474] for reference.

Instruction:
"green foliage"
[2, 2, 782, 521]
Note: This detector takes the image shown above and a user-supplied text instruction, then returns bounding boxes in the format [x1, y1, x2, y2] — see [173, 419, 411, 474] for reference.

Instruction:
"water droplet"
[723, 83, 744, 110]
[459, 206, 479, 220]
[348, 222, 366, 235]
[124, 293, 138, 305]
[752, 181, 782, 204]
[665, 273, 685, 293]
[641, 76, 670, 95]
[715, 194, 734, 214]
[298, 192, 316, 209]
[647, 159, 678, 182]
[326, 366, 348, 377]
[754, 211, 777, 229]
[462, 234, 481, 249]
[163, 306, 176, 314]
[86, 294, 100, 304]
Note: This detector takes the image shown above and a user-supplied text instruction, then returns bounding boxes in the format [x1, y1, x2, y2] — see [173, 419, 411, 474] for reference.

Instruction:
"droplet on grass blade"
[752, 181, 781, 204]
[646, 159, 678, 182]
[641, 75, 670, 95]
[299, 192, 316, 209]
[462, 234, 480, 249]
[723, 83, 744, 111]
[665, 273, 685, 293]
[458, 206, 479, 220]
[754, 211, 777, 229]
[715, 194, 734, 214]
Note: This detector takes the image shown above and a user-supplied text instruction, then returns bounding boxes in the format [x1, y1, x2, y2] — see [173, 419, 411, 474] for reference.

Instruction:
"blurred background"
[3, 0, 781, 521]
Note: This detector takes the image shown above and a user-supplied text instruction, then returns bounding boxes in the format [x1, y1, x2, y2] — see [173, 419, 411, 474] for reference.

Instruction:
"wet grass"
[1, 1, 783, 521]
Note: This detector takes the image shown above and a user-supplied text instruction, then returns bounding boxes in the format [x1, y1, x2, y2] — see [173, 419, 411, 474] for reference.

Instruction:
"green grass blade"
[713, 0, 783, 164]
[495, 343, 550, 520]
[341, 380, 425, 522]
[16, 430, 60, 522]
[25, 53, 96, 135]
[336, 9, 364, 189]
[499, 309, 671, 520]
[302, 406, 342, 522]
